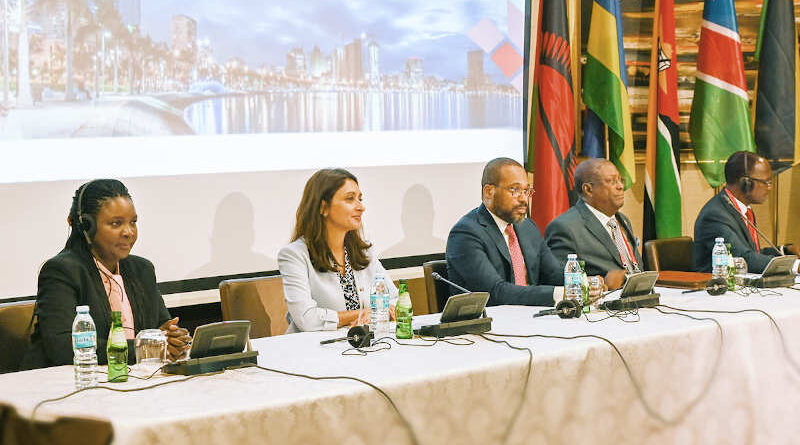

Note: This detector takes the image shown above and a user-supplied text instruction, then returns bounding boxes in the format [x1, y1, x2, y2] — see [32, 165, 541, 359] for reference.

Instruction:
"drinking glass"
[733, 257, 748, 287]
[134, 329, 167, 375]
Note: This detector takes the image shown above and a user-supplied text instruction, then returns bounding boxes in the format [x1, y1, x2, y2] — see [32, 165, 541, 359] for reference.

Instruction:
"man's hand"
[604, 270, 627, 290]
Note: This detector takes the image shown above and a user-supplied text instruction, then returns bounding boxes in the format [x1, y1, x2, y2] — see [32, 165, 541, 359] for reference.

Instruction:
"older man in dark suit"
[545, 159, 640, 290]
[693, 151, 798, 273]
[446, 158, 602, 307]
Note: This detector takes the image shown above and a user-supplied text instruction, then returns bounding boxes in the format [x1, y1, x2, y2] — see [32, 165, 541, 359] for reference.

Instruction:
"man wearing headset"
[693, 151, 798, 273]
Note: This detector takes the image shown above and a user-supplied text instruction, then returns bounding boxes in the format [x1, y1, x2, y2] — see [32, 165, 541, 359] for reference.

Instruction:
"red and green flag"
[644, 0, 682, 242]
[689, 0, 755, 187]
[527, 0, 577, 235]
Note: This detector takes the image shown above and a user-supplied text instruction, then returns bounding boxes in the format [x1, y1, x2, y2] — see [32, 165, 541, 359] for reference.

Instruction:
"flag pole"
[646, 0, 662, 201]
[773, 173, 780, 246]
[568, 0, 581, 158]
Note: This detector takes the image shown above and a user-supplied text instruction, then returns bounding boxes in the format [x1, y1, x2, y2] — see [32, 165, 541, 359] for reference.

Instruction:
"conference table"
[2, 285, 800, 444]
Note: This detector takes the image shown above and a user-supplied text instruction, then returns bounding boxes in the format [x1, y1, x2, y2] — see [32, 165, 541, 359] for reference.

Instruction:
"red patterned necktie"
[504, 224, 528, 286]
[745, 208, 760, 250]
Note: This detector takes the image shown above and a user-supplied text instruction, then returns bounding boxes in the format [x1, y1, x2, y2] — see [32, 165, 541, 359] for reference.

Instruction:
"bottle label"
[109, 328, 126, 346]
[564, 272, 582, 287]
[73, 331, 96, 349]
[712, 254, 728, 268]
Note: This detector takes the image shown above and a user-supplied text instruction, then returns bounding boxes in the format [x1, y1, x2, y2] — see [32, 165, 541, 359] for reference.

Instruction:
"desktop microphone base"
[416, 317, 493, 338]
[752, 275, 796, 289]
[599, 293, 660, 311]
[163, 350, 259, 375]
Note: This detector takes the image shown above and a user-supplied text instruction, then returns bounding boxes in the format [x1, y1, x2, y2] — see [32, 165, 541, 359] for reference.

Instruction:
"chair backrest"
[392, 276, 431, 316]
[219, 276, 288, 338]
[644, 236, 694, 272]
[0, 301, 35, 374]
[422, 260, 449, 314]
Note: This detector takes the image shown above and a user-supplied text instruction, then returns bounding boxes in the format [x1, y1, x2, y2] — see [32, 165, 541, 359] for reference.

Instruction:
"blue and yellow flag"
[582, 0, 635, 189]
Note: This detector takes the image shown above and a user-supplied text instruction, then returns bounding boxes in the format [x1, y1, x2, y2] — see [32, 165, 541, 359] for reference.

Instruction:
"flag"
[582, 0, 635, 189]
[689, 0, 755, 187]
[581, 109, 606, 158]
[644, 0, 682, 243]
[528, 0, 577, 235]
[753, 0, 800, 172]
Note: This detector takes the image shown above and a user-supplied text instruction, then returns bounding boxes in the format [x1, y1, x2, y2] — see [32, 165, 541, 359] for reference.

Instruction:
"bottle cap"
[715, 237, 724, 243]
[567, 253, 577, 259]
[76, 305, 90, 313]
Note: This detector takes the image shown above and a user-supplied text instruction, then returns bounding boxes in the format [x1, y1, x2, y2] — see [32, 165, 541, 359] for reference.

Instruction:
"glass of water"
[134, 329, 167, 375]
[733, 257, 748, 287]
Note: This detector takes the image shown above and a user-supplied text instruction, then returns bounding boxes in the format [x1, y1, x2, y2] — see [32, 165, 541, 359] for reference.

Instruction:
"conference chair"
[0, 402, 113, 445]
[392, 277, 430, 316]
[422, 260, 449, 314]
[219, 276, 288, 339]
[0, 301, 35, 374]
[643, 236, 694, 272]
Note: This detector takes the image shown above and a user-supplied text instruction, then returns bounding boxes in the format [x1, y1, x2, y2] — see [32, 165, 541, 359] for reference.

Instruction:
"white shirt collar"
[725, 188, 750, 216]
[584, 201, 616, 228]
[487, 207, 510, 235]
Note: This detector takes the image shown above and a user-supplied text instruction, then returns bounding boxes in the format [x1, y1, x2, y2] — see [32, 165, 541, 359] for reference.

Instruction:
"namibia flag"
[690, 0, 755, 187]
[528, 0, 577, 234]
[582, 0, 635, 190]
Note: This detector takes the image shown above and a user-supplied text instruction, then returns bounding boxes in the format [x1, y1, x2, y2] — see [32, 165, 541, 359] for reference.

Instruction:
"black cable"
[475, 333, 533, 445]
[341, 335, 476, 356]
[656, 303, 800, 376]
[31, 369, 222, 420]
[482, 324, 722, 426]
[583, 307, 640, 323]
[229, 363, 420, 445]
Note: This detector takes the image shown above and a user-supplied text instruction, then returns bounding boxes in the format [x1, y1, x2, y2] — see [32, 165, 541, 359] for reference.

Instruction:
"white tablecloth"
[2, 286, 800, 444]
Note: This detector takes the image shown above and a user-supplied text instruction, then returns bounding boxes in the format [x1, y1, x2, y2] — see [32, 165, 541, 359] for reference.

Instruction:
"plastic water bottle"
[711, 237, 729, 280]
[726, 243, 736, 290]
[72, 305, 98, 390]
[370, 273, 390, 334]
[564, 254, 583, 301]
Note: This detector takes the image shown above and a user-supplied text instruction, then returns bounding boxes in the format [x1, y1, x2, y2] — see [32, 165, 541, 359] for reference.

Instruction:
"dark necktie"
[745, 208, 760, 250]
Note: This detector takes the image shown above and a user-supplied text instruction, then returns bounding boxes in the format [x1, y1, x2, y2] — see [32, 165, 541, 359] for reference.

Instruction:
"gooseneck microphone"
[431, 272, 470, 294]
[681, 278, 728, 296]
[319, 325, 373, 348]
[721, 193, 781, 253]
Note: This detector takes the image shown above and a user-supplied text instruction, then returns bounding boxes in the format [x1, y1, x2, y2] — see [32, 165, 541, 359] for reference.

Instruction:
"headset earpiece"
[556, 299, 582, 319]
[739, 153, 754, 194]
[77, 180, 99, 245]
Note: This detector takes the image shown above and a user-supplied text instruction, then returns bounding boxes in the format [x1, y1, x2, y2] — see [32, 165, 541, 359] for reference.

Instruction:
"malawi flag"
[644, 0, 682, 243]
[754, 0, 800, 172]
[689, 0, 755, 187]
[583, 0, 636, 190]
[528, 0, 577, 235]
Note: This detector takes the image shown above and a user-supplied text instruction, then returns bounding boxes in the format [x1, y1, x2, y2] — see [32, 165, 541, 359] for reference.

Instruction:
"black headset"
[77, 180, 100, 245]
[555, 298, 583, 319]
[738, 153, 754, 194]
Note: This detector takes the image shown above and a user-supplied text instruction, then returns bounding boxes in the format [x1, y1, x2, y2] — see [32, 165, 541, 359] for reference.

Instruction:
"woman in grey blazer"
[278, 169, 396, 333]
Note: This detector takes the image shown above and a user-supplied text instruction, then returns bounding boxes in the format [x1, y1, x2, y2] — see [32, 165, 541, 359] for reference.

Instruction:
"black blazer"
[545, 199, 642, 276]
[693, 191, 779, 273]
[446, 204, 564, 307]
[21, 249, 171, 369]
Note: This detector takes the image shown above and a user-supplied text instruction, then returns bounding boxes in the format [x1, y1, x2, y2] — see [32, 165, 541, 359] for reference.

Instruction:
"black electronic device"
[319, 325, 373, 348]
[533, 298, 583, 318]
[682, 278, 728, 296]
[738, 255, 798, 288]
[416, 291, 492, 338]
[599, 271, 660, 311]
[163, 320, 258, 375]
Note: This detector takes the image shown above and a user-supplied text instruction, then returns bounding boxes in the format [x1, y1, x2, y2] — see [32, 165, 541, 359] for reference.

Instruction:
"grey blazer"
[545, 199, 642, 277]
[277, 238, 397, 333]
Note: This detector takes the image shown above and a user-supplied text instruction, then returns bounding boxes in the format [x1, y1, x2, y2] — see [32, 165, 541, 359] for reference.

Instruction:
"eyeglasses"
[495, 185, 534, 198]
[589, 176, 624, 187]
[748, 177, 772, 187]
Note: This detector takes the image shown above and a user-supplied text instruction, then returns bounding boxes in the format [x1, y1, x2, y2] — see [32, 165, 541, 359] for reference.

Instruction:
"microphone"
[533, 299, 582, 319]
[431, 272, 470, 294]
[319, 325, 373, 348]
[721, 193, 781, 253]
[682, 278, 728, 296]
